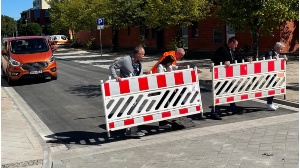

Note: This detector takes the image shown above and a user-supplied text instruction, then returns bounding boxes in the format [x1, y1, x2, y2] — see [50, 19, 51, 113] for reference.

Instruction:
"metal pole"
[100, 29, 102, 56]
[25, 19, 28, 36]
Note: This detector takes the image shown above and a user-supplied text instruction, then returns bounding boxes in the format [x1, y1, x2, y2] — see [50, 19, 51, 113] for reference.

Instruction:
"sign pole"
[97, 18, 104, 57]
[100, 29, 102, 56]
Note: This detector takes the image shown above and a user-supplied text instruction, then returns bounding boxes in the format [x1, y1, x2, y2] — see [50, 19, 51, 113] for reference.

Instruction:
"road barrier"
[212, 57, 286, 109]
[101, 68, 203, 137]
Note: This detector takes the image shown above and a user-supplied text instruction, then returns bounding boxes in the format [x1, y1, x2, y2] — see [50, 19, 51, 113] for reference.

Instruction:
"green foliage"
[48, 0, 104, 33]
[213, 0, 299, 57]
[167, 37, 186, 51]
[103, 0, 148, 50]
[139, 35, 146, 48]
[47, 0, 212, 49]
[86, 37, 98, 50]
[102, 0, 147, 28]
[17, 23, 42, 36]
[69, 38, 83, 48]
[1, 15, 17, 37]
[145, 0, 212, 29]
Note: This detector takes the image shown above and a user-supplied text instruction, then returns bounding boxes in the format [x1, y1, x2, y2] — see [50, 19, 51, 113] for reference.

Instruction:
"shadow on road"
[66, 84, 102, 98]
[286, 82, 299, 91]
[44, 105, 269, 148]
[45, 125, 178, 147]
[1, 76, 52, 87]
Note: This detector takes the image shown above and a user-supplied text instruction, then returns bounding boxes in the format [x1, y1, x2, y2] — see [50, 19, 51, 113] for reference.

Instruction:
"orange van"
[1, 36, 58, 85]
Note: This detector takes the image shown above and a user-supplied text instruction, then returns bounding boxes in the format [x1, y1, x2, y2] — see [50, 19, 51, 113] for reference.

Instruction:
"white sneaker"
[273, 104, 279, 109]
[266, 104, 277, 111]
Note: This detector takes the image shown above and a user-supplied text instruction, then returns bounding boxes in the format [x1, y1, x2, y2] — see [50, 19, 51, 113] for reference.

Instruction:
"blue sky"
[1, 0, 32, 20]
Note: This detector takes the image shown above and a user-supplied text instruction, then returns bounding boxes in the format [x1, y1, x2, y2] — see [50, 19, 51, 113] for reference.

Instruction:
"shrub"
[69, 38, 83, 48]
[86, 37, 97, 50]
[167, 37, 186, 51]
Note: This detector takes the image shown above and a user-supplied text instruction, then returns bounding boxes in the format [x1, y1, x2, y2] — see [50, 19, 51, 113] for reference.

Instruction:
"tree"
[145, 0, 212, 29]
[47, 0, 70, 34]
[17, 23, 42, 36]
[144, 0, 212, 49]
[48, 0, 103, 34]
[47, 0, 212, 51]
[102, 0, 148, 51]
[1, 15, 17, 37]
[213, 0, 299, 58]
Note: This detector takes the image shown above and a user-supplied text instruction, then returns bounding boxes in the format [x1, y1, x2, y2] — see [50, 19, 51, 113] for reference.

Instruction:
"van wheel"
[1, 67, 6, 78]
[7, 76, 15, 86]
[51, 76, 57, 80]
[5, 70, 15, 86]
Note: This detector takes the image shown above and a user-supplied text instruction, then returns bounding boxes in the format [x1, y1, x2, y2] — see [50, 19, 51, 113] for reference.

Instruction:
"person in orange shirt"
[148, 48, 186, 74]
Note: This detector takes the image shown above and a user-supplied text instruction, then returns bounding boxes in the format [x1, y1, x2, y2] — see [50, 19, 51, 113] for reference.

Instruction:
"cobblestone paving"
[51, 117, 298, 168]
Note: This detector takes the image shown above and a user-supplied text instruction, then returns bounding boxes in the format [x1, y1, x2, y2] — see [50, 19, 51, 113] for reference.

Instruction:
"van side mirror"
[2, 49, 7, 55]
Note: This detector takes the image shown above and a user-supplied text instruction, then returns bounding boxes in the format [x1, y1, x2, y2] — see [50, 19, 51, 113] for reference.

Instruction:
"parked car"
[45, 35, 58, 51]
[49, 35, 70, 47]
[1, 36, 58, 85]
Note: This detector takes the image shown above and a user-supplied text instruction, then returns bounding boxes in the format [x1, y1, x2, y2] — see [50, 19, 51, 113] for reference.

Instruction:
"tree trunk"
[251, 30, 260, 59]
[111, 26, 118, 52]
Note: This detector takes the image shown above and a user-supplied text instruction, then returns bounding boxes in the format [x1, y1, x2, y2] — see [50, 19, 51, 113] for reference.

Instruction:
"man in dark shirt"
[210, 37, 244, 120]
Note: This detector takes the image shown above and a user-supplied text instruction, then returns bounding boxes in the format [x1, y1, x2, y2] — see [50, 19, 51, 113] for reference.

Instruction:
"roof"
[2, 36, 46, 41]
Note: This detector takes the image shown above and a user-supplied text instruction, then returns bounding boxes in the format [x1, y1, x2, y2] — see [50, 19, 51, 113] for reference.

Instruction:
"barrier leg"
[211, 105, 219, 115]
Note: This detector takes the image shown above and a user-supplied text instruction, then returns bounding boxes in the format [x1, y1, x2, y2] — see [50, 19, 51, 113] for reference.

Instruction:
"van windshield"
[10, 38, 49, 54]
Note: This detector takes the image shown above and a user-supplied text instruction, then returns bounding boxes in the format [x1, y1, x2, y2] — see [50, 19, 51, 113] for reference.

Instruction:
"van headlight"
[9, 57, 20, 66]
[48, 56, 55, 62]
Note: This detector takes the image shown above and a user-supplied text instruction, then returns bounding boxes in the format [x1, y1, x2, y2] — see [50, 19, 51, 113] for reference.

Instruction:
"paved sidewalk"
[1, 88, 44, 168]
[51, 113, 299, 168]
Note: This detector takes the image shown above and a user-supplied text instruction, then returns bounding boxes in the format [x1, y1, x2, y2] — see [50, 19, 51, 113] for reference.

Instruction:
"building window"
[213, 29, 222, 44]
[191, 21, 198, 38]
[27, 11, 30, 19]
[34, 9, 40, 18]
[45, 10, 49, 17]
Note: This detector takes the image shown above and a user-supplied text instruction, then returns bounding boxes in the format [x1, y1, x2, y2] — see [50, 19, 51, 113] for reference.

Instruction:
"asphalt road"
[1, 57, 297, 150]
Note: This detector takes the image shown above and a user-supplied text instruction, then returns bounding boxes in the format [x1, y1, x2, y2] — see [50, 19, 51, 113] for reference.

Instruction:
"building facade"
[25, 9, 50, 27]
[33, 0, 50, 9]
[76, 19, 298, 54]
[20, 0, 51, 35]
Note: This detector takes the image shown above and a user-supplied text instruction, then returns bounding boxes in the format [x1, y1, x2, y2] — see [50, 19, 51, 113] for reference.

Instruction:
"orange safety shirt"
[147, 51, 178, 74]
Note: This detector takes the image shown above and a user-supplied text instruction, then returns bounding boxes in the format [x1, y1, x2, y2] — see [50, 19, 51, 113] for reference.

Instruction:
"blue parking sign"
[97, 18, 104, 26]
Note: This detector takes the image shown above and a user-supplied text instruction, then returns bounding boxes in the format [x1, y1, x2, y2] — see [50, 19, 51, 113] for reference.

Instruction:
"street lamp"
[12, 23, 17, 37]
[25, 19, 28, 36]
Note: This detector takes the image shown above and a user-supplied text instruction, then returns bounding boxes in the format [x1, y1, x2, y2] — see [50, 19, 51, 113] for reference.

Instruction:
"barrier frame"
[101, 67, 203, 137]
[211, 57, 286, 111]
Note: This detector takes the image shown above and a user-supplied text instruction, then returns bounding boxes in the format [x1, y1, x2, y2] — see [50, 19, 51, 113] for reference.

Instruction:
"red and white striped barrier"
[101, 68, 203, 137]
[212, 58, 286, 106]
[213, 59, 285, 79]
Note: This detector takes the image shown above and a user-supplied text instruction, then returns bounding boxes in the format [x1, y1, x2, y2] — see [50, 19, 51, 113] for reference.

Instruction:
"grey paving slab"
[1, 89, 44, 167]
[49, 117, 298, 168]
